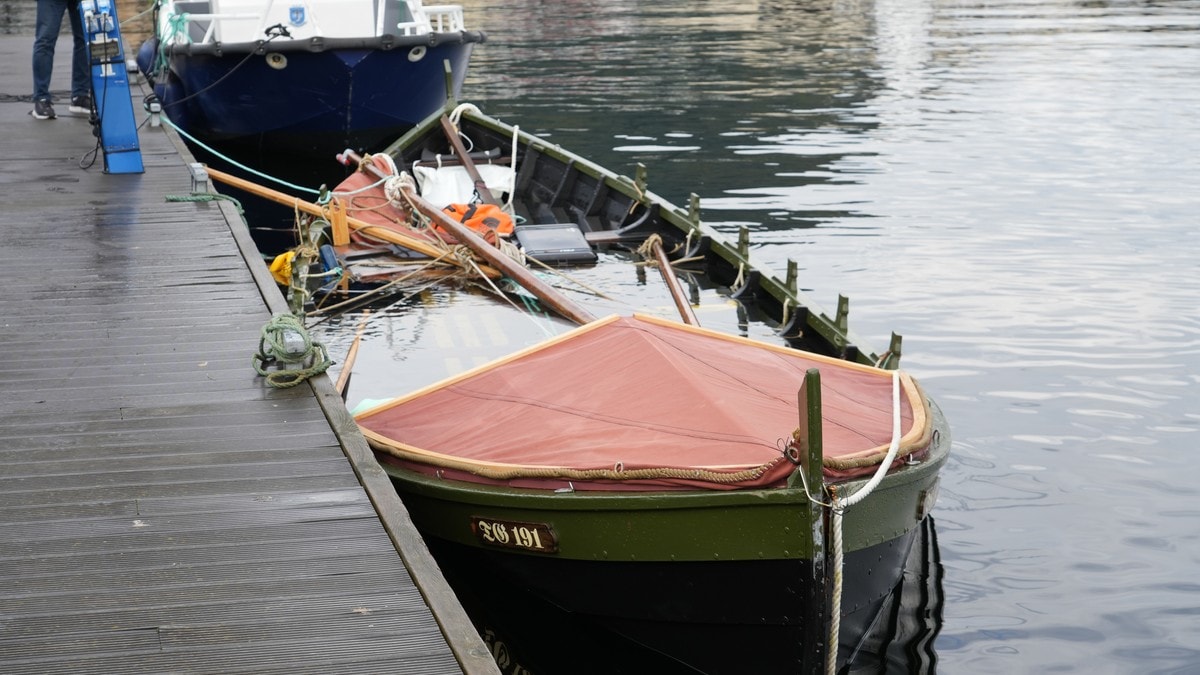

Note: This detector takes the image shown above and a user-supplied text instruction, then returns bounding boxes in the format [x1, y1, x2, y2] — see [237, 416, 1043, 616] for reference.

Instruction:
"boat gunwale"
[380, 430, 949, 511]
[383, 102, 886, 366]
[376, 412, 949, 560]
[156, 30, 487, 57]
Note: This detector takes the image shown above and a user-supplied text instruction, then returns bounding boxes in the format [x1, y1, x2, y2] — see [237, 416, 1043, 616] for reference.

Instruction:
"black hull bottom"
[424, 524, 924, 674]
[846, 516, 943, 674]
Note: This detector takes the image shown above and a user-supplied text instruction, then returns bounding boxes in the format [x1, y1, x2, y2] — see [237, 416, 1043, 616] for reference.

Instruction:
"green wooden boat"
[304, 91, 951, 673]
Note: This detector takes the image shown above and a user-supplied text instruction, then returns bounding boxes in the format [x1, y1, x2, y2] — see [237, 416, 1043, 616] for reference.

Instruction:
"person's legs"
[32, 0, 65, 102]
[68, 2, 90, 101]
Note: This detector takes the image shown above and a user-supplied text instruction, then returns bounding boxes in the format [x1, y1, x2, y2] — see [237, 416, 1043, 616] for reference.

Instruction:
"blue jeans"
[32, 0, 89, 101]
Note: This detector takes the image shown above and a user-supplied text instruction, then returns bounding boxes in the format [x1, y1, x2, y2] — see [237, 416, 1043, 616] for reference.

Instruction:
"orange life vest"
[441, 203, 514, 244]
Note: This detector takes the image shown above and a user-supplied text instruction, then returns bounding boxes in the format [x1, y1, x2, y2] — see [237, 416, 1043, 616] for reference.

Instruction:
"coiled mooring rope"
[251, 313, 332, 388]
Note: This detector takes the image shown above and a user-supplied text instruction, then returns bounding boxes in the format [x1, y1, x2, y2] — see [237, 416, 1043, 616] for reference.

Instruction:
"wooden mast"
[439, 115, 502, 207]
[202, 166, 500, 277]
[646, 237, 699, 326]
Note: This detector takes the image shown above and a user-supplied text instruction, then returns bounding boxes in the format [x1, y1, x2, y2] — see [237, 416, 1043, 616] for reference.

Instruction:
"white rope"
[840, 372, 902, 508]
[331, 173, 388, 197]
[331, 153, 399, 198]
[826, 370, 902, 674]
[445, 106, 478, 154]
[447, 103, 518, 215]
[383, 172, 418, 209]
[376, 152, 398, 175]
[828, 507, 844, 675]
[496, 236, 526, 266]
[449, 102, 482, 126]
[506, 124, 519, 212]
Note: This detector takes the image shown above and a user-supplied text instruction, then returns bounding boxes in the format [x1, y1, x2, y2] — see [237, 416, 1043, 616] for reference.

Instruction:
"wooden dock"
[0, 34, 497, 674]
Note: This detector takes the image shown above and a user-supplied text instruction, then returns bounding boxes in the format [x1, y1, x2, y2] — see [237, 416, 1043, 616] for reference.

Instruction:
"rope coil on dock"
[252, 313, 332, 388]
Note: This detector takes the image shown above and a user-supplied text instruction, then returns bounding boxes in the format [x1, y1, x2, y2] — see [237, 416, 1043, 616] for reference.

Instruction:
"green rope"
[154, 12, 191, 79]
[252, 313, 332, 388]
[165, 191, 244, 214]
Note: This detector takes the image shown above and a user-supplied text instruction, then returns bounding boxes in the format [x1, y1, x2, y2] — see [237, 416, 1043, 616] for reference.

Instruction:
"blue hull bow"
[139, 38, 479, 157]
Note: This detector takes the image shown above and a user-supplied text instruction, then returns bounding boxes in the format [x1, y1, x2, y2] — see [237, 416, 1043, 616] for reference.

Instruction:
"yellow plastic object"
[269, 251, 295, 285]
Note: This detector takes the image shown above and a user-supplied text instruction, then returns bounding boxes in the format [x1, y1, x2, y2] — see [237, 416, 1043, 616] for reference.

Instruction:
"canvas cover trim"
[356, 314, 933, 491]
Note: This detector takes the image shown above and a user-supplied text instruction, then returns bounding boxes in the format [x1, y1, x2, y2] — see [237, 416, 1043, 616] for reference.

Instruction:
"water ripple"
[456, 0, 1200, 671]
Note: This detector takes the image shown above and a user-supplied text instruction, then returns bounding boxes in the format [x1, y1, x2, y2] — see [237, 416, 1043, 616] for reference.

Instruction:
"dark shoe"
[32, 98, 56, 120]
[69, 94, 92, 115]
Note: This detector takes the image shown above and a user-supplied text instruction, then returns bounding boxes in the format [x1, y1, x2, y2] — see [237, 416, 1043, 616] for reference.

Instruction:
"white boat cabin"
[157, 0, 467, 45]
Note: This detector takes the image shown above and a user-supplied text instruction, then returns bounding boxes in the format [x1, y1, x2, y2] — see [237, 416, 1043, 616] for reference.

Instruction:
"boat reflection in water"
[845, 516, 942, 674]
[434, 516, 943, 675]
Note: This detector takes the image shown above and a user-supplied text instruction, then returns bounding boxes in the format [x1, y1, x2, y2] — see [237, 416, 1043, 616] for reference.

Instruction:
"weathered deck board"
[0, 34, 496, 674]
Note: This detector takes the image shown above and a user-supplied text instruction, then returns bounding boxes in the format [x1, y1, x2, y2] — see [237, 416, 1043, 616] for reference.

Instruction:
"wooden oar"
[203, 166, 500, 279]
[341, 149, 597, 326]
[645, 235, 699, 326]
[335, 311, 371, 397]
[439, 115, 501, 207]
[405, 183, 597, 325]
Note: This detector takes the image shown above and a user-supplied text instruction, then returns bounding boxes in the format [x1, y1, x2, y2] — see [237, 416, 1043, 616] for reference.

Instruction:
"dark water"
[455, 1, 1200, 672]
[8, 0, 1197, 671]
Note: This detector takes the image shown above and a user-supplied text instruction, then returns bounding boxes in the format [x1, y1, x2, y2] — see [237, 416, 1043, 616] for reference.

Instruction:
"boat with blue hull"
[136, 0, 486, 156]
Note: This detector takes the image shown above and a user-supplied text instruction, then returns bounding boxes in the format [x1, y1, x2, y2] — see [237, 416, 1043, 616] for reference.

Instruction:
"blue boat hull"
[138, 38, 478, 157]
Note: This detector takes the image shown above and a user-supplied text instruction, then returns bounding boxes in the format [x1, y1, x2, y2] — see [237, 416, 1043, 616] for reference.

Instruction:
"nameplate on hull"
[471, 517, 558, 554]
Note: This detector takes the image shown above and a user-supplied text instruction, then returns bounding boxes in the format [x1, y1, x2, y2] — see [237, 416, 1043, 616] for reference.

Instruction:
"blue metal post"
[79, 0, 144, 174]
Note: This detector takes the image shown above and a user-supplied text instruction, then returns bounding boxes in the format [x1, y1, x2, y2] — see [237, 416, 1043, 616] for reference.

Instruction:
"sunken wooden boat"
[212, 93, 951, 673]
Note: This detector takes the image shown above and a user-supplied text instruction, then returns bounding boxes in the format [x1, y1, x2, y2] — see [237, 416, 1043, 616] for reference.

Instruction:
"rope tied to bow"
[251, 313, 332, 388]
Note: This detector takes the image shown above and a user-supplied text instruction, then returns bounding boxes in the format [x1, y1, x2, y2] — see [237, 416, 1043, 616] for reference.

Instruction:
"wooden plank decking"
[0, 34, 497, 674]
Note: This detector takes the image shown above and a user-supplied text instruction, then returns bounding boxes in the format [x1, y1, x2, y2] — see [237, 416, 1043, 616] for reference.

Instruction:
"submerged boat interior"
[287, 102, 898, 376]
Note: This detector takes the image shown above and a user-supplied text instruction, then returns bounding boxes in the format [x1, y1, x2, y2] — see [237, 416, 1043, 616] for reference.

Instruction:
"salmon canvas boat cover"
[357, 314, 932, 491]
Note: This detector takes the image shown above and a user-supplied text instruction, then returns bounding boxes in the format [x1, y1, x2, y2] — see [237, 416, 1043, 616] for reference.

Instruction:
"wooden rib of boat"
[213, 94, 951, 674]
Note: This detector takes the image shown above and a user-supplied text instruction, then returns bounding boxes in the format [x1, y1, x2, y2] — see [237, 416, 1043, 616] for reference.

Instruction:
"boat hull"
[377, 400, 950, 673]
[139, 38, 479, 156]
[428, 534, 914, 673]
[436, 516, 944, 674]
